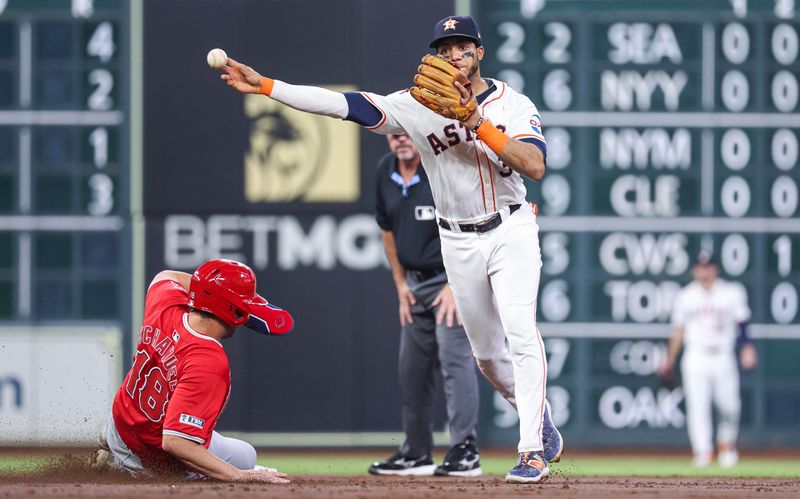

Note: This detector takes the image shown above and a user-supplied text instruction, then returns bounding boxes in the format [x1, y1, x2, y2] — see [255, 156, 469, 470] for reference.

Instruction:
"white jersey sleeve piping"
[162, 429, 206, 445]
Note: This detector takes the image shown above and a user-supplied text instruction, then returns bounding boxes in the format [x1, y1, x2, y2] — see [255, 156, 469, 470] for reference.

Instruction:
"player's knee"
[476, 358, 514, 399]
[504, 326, 540, 353]
[240, 441, 257, 470]
[498, 304, 538, 343]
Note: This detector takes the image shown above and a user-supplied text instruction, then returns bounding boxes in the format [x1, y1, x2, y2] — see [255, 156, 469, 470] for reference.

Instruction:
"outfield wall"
[0, 0, 797, 448]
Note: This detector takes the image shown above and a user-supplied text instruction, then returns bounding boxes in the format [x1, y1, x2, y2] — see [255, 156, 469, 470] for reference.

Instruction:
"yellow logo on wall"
[244, 85, 360, 203]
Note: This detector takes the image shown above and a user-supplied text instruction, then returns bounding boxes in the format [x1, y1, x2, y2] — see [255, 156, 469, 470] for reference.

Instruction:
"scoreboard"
[475, 0, 800, 445]
[0, 0, 130, 327]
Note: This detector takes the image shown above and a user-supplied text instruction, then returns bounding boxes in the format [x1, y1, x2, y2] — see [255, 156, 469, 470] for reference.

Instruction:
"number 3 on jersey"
[126, 350, 170, 422]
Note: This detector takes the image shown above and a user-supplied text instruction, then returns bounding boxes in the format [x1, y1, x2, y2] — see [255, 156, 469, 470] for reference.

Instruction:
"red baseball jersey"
[112, 279, 231, 469]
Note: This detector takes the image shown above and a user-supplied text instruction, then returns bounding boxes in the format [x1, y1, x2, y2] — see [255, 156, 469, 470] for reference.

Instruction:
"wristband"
[470, 116, 484, 132]
[258, 77, 275, 96]
[475, 119, 510, 155]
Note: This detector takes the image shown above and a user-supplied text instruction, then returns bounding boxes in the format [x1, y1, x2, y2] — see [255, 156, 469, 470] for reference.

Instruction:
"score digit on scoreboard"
[0, 0, 129, 322]
[476, 0, 799, 443]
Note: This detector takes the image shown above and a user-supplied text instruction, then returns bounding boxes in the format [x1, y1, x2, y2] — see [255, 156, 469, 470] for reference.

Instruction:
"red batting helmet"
[188, 259, 258, 327]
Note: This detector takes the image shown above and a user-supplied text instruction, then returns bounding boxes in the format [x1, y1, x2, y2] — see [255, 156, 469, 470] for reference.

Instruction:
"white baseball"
[206, 48, 227, 69]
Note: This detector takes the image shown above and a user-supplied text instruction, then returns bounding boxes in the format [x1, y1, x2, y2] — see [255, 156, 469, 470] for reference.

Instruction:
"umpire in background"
[369, 133, 481, 477]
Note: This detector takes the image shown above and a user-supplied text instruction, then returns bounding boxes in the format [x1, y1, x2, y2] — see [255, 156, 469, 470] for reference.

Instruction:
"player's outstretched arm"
[215, 53, 355, 120]
[220, 57, 264, 94]
[162, 435, 290, 483]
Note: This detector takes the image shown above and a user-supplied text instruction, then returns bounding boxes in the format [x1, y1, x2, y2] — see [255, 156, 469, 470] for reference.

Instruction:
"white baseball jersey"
[671, 279, 751, 353]
[361, 79, 544, 220]
[360, 79, 549, 452]
[673, 278, 749, 458]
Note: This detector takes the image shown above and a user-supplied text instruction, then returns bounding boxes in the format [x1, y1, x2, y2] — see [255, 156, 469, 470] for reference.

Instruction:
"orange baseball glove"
[410, 54, 477, 121]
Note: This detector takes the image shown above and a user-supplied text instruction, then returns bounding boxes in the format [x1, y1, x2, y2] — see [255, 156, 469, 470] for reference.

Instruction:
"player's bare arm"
[452, 83, 545, 181]
[381, 230, 416, 326]
[220, 57, 264, 94]
[737, 322, 758, 370]
[162, 435, 289, 483]
[495, 138, 546, 181]
[740, 342, 757, 370]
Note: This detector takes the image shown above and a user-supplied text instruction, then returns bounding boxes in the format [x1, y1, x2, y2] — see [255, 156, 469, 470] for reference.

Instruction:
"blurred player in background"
[93, 259, 293, 482]
[370, 133, 481, 477]
[214, 14, 563, 483]
[660, 251, 757, 468]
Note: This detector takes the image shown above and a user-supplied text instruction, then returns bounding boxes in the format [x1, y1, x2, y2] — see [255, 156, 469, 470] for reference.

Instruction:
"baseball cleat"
[88, 449, 110, 470]
[505, 451, 550, 483]
[434, 436, 482, 477]
[718, 449, 739, 468]
[542, 399, 564, 463]
[692, 452, 712, 468]
[368, 453, 436, 476]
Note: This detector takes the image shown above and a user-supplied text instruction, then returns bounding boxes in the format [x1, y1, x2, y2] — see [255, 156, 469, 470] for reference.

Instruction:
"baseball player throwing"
[95, 259, 293, 482]
[660, 251, 757, 468]
[213, 15, 563, 482]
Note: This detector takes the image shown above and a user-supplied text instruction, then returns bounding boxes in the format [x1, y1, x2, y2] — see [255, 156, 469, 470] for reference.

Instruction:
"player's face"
[692, 263, 719, 289]
[435, 38, 484, 79]
[387, 134, 419, 162]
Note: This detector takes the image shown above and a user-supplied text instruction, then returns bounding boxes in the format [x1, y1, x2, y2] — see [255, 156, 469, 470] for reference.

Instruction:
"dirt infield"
[2, 452, 799, 498]
[2, 472, 799, 498]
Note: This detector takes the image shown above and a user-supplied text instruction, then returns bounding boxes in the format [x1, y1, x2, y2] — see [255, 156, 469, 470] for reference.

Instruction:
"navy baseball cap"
[695, 250, 717, 266]
[429, 15, 482, 48]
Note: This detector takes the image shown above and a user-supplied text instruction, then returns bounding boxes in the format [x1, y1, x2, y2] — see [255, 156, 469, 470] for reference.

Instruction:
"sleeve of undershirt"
[265, 80, 405, 134]
[268, 80, 349, 119]
[346, 91, 408, 135]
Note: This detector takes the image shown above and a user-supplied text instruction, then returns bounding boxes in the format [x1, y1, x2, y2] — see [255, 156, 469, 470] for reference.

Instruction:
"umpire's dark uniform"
[374, 151, 479, 461]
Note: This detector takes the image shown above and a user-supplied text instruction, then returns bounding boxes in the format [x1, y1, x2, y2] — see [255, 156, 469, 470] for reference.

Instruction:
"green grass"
[255, 453, 800, 478]
[0, 455, 51, 473]
[1, 452, 798, 478]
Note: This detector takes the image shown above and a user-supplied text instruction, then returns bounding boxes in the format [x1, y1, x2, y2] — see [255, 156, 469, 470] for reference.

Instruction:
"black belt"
[438, 204, 521, 234]
[409, 267, 446, 282]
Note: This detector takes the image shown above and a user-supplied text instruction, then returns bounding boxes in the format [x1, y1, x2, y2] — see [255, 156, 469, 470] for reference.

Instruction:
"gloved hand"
[410, 54, 477, 121]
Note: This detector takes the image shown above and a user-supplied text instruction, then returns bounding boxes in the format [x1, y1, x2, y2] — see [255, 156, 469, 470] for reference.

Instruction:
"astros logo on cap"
[443, 18, 459, 30]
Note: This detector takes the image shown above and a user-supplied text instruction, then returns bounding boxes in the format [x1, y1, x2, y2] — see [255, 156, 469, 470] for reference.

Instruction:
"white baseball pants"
[438, 203, 547, 452]
[681, 350, 741, 456]
[102, 414, 257, 474]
